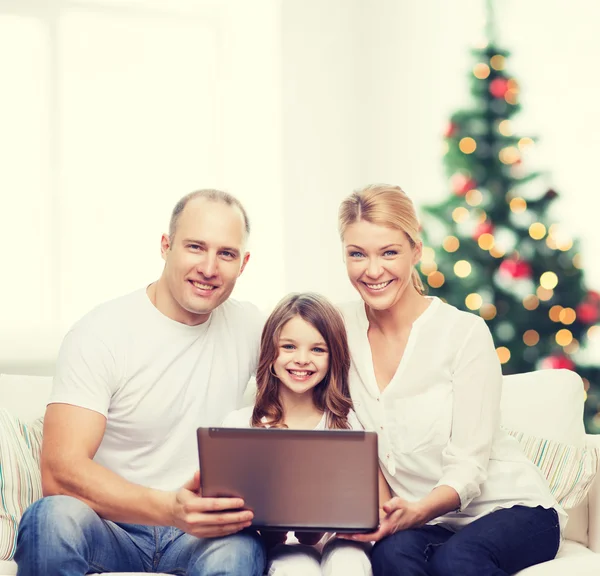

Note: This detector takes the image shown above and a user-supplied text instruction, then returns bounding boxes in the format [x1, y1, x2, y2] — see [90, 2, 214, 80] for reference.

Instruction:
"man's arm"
[42, 403, 254, 536]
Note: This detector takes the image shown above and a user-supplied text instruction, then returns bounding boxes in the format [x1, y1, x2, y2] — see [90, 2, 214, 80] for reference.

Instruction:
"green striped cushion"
[507, 429, 600, 509]
[0, 409, 44, 560]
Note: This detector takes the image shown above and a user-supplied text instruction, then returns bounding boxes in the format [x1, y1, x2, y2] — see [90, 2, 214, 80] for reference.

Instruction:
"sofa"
[1, 369, 599, 576]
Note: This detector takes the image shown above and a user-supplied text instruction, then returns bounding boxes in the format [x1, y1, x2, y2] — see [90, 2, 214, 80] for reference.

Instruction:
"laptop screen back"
[197, 427, 379, 533]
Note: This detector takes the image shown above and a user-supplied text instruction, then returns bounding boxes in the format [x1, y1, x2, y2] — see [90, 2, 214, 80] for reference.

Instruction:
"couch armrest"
[586, 434, 600, 552]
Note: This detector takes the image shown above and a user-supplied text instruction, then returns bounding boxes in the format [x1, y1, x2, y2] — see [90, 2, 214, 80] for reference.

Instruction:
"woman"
[337, 184, 565, 576]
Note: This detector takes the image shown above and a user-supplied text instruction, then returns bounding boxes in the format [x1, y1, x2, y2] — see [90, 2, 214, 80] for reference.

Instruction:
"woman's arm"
[434, 317, 503, 511]
[347, 318, 501, 542]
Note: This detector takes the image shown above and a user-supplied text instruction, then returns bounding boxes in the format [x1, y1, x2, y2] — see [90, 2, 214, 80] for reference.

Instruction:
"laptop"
[196, 427, 379, 533]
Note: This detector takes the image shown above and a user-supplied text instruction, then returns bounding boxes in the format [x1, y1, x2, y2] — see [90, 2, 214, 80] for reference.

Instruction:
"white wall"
[1, 0, 599, 373]
[0, 0, 284, 372]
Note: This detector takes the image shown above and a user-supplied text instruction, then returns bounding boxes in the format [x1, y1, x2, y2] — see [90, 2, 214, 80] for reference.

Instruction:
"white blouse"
[340, 297, 567, 533]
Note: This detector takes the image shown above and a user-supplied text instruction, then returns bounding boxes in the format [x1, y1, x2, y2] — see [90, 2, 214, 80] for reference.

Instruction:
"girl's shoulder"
[221, 405, 254, 428]
[347, 409, 363, 431]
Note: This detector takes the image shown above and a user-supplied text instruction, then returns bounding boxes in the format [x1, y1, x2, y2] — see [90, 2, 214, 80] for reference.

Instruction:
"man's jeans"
[15, 495, 266, 576]
[371, 505, 560, 576]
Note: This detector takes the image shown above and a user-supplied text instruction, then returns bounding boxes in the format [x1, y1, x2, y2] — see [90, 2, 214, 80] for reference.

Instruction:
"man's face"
[160, 197, 249, 325]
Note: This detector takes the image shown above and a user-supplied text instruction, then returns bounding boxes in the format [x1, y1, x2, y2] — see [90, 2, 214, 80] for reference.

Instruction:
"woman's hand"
[341, 496, 426, 543]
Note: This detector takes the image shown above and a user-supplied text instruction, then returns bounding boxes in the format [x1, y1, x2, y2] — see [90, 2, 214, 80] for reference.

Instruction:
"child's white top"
[339, 296, 566, 532]
[223, 405, 363, 431]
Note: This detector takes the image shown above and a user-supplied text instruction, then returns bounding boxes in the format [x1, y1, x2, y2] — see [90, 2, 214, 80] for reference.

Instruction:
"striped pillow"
[507, 429, 600, 509]
[0, 409, 44, 560]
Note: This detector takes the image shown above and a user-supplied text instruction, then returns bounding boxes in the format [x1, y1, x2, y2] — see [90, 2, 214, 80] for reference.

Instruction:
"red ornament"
[576, 302, 599, 325]
[540, 355, 575, 371]
[451, 173, 476, 196]
[499, 258, 532, 280]
[444, 122, 458, 138]
[473, 221, 494, 240]
[586, 290, 600, 305]
[490, 77, 510, 99]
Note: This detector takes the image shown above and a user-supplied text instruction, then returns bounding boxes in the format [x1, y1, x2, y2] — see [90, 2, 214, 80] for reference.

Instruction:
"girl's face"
[343, 219, 421, 311]
[273, 315, 330, 396]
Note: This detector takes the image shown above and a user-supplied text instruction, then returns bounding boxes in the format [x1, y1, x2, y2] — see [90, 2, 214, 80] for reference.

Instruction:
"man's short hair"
[169, 189, 251, 240]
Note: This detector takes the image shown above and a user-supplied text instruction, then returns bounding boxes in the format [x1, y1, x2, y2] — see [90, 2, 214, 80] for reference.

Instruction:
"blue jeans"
[15, 495, 266, 576]
[371, 505, 560, 576]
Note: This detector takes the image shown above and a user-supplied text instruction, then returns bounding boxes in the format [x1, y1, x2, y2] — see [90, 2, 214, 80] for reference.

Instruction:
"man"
[15, 190, 266, 576]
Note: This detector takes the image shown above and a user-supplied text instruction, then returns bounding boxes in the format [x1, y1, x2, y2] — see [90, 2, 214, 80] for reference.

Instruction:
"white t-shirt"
[49, 288, 264, 491]
[339, 297, 567, 532]
[223, 405, 363, 431]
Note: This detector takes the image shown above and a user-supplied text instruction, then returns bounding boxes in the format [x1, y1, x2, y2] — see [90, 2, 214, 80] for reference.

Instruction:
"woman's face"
[273, 315, 330, 396]
[343, 220, 421, 311]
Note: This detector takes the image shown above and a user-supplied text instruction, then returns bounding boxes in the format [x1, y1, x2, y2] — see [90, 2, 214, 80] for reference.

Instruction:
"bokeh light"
[420, 261, 438, 275]
[523, 330, 540, 346]
[454, 260, 472, 278]
[478, 233, 495, 250]
[443, 236, 460, 252]
[473, 63, 491, 79]
[556, 329, 573, 347]
[428, 271, 445, 288]
[549, 305, 563, 322]
[529, 222, 546, 240]
[421, 247, 435, 263]
[540, 271, 559, 290]
[480, 303, 497, 320]
[496, 346, 511, 364]
[465, 293, 483, 310]
[509, 197, 527, 213]
[499, 146, 520, 164]
[465, 189, 483, 206]
[522, 295, 540, 310]
[459, 137, 477, 154]
[490, 55, 505, 70]
[536, 287, 554, 301]
[518, 137, 534, 149]
[559, 308, 576, 325]
[452, 207, 470, 223]
[498, 119, 512, 136]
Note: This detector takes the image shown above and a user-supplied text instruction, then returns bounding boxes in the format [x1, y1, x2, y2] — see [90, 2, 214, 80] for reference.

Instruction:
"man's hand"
[170, 471, 254, 538]
[340, 496, 426, 543]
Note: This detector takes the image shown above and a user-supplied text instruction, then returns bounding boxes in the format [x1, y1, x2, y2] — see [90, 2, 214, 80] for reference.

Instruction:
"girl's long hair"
[252, 292, 353, 429]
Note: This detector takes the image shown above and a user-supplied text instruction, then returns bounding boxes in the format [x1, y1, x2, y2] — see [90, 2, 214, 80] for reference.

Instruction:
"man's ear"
[160, 233, 171, 261]
[239, 252, 251, 276]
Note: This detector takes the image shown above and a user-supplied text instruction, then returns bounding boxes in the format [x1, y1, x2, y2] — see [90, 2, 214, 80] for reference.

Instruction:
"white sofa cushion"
[0, 374, 53, 422]
[500, 370, 586, 447]
[0, 409, 43, 560]
[506, 430, 600, 509]
[500, 369, 592, 545]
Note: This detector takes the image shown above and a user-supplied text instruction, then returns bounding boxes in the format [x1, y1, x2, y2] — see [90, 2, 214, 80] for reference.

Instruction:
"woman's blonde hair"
[338, 183, 425, 295]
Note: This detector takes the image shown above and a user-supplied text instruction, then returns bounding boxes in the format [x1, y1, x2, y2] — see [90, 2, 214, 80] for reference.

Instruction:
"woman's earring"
[269, 365, 279, 379]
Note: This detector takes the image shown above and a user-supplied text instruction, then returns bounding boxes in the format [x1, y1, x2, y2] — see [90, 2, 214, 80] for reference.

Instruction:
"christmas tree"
[419, 4, 600, 432]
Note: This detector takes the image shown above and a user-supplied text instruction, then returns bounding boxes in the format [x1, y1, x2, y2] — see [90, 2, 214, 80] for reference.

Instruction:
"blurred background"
[1, 0, 599, 423]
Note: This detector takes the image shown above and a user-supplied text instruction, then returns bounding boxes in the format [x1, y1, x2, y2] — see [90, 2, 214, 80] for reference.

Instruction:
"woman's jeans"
[371, 505, 560, 576]
[15, 495, 266, 576]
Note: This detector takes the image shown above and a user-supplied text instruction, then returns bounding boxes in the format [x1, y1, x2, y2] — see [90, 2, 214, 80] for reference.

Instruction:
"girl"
[337, 184, 565, 576]
[223, 292, 388, 576]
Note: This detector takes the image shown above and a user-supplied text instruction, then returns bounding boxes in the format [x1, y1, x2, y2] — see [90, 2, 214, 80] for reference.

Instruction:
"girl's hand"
[341, 497, 426, 543]
[260, 529, 288, 549]
[295, 531, 324, 545]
